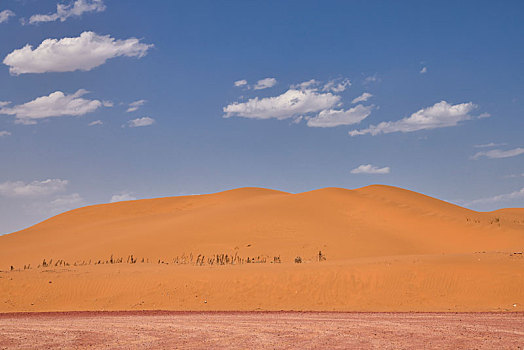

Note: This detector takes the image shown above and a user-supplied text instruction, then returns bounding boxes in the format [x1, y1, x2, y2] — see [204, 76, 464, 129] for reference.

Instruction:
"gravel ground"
[0, 311, 523, 349]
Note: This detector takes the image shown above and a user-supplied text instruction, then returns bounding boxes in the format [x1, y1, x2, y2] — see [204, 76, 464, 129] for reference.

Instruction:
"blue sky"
[0, 0, 523, 234]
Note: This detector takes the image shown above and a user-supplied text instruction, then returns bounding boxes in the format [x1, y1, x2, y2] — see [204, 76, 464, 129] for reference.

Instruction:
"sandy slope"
[0, 185, 523, 312]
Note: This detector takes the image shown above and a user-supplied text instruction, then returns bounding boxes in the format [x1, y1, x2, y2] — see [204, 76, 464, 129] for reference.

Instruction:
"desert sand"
[0, 185, 523, 312]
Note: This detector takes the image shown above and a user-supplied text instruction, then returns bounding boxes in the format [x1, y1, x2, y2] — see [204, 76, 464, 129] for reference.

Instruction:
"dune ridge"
[1, 185, 523, 312]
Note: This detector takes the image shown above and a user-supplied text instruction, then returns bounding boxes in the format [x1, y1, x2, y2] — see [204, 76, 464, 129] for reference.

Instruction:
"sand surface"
[1, 312, 523, 349]
[0, 185, 523, 312]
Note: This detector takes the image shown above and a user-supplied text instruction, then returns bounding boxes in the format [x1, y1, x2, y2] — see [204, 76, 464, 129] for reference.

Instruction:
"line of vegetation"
[5, 251, 328, 272]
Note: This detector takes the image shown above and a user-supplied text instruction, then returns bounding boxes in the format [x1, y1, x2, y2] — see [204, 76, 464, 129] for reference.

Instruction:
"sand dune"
[1, 185, 523, 312]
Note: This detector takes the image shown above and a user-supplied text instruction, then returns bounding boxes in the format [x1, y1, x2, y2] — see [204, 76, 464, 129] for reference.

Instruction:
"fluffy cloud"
[0, 131, 10, 137]
[349, 101, 478, 136]
[126, 99, 147, 112]
[4, 31, 153, 75]
[88, 120, 102, 126]
[420, 67, 427, 74]
[254, 78, 277, 90]
[350, 164, 390, 174]
[306, 105, 373, 127]
[110, 192, 136, 203]
[471, 147, 524, 160]
[0, 179, 68, 197]
[234, 79, 247, 87]
[224, 89, 340, 120]
[127, 117, 155, 127]
[352, 92, 372, 104]
[0, 89, 103, 125]
[465, 187, 524, 206]
[27, 0, 105, 24]
[0, 9, 15, 23]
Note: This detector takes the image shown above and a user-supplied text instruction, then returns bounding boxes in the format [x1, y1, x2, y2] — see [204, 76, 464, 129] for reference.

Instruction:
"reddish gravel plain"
[0, 312, 523, 349]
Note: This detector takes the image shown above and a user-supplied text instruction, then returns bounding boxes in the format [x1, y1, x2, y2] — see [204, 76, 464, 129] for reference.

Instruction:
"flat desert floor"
[1, 312, 523, 349]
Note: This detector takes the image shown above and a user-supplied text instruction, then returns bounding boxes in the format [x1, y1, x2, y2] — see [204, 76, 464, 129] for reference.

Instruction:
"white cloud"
[0, 179, 68, 197]
[504, 173, 524, 178]
[473, 142, 507, 148]
[27, 0, 105, 24]
[420, 67, 427, 74]
[472, 147, 524, 160]
[4, 31, 153, 75]
[126, 99, 147, 112]
[253, 78, 277, 90]
[349, 101, 478, 136]
[102, 100, 113, 107]
[0, 89, 103, 125]
[127, 117, 155, 127]
[0, 9, 15, 23]
[234, 79, 247, 87]
[350, 164, 390, 174]
[0, 131, 10, 137]
[352, 92, 372, 104]
[465, 187, 524, 206]
[223, 89, 340, 120]
[323, 78, 351, 93]
[306, 104, 373, 128]
[110, 192, 136, 203]
[88, 120, 102, 126]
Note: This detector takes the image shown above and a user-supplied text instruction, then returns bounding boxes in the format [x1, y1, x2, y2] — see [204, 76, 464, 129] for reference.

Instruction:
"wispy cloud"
[349, 101, 480, 136]
[420, 66, 427, 74]
[0, 179, 68, 197]
[352, 92, 372, 104]
[0, 9, 15, 23]
[363, 74, 380, 84]
[472, 147, 524, 160]
[465, 187, 524, 206]
[0, 89, 104, 125]
[322, 78, 351, 92]
[473, 142, 507, 148]
[350, 164, 390, 174]
[48, 193, 84, 213]
[26, 0, 105, 24]
[504, 173, 524, 178]
[126, 117, 155, 127]
[306, 105, 373, 128]
[4, 31, 153, 75]
[88, 120, 102, 126]
[110, 191, 136, 203]
[253, 77, 277, 90]
[0, 131, 11, 137]
[126, 99, 147, 113]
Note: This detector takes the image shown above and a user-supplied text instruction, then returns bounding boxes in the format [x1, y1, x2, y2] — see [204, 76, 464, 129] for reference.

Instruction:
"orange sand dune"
[0, 185, 523, 312]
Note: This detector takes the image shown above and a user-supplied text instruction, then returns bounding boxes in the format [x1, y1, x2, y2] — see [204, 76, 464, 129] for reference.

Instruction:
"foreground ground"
[1, 312, 523, 349]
